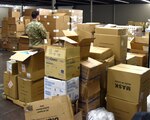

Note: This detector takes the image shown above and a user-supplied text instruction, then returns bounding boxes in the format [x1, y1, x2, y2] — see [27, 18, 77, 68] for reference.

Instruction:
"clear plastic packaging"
[87, 108, 115, 120]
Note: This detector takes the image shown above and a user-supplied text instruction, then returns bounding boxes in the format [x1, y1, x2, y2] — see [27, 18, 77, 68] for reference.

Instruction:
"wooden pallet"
[2, 93, 26, 108]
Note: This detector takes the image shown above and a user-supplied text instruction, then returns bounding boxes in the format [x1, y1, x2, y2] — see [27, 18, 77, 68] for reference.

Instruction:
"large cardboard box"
[6, 60, 18, 75]
[74, 110, 83, 120]
[8, 31, 24, 38]
[38, 8, 52, 16]
[80, 57, 105, 80]
[90, 44, 113, 61]
[18, 77, 44, 103]
[8, 17, 19, 25]
[24, 9, 36, 16]
[131, 39, 148, 52]
[25, 95, 74, 120]
[95, 27, 127, 35]
[45, 37, 80, 80]
[8, 9, 20, 18]
[94, 34, 127, 61]
[39, 15, 51, 22]
[77, 23, 100, 33]
[126, 52, 147, 67]
[107, 64, 150, 103]
[79, 96, 100, 115]
[135, 36, 149, 44]
[8, 22, 24, 32]
[107, 96, 147, 120]
[80, 77, 100, 101]
[44, 76, 79, 101]
[10, 50, 44, 81]
[4, 71, 18, 99]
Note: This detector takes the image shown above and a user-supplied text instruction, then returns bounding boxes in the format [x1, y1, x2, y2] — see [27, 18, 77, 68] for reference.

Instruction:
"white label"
[53, 29, 59, 33]
[22, 64, 26, 72]
[27, 73, 31, 78]
[47, 22, 50, 25]
[44, 15, 47, 18]
[8, 81, 13, 88]
[7, 63, 12, 73]
[53, 16, 59, 19]
[143, 46, 148, 52]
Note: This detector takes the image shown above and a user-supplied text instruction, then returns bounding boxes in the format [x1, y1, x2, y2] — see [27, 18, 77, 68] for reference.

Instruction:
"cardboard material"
[107, 96, 147, 120]
[18, 77, 44, 103]
[25, 95, 74, 120]
[94, 34, 128, 61]
[19, 36, 29, 50]
[126, 52, 147, 67]
[74, 110, 82, 120]
[8, 17, 19, 24]
[79, 96, 100, 115]
[24, 9, 36, 16]
[44, 76, 79, 101]
[80, 77, 100, 101]
[77, 23, 100, 33]
[4, 71, 18, 99]
[131, 39, 148, 52]
[8, 31, 24, 38]
[107, 64, 150, 103]
[135, 36, 149, 44]
[95, 27, 127, 35]
[8, 23, 24, 32]
[90, 44, 113, 61]
[38, 8, 52, 16]
[6, 60, 18, 75]
[45, 39, 80, 80]
[57, 9, 83, 16]
[10, 50, 44, 81]
[39, 15, 51, 22]
[8, 9, 20, 18]
[80, 57, 105, 80]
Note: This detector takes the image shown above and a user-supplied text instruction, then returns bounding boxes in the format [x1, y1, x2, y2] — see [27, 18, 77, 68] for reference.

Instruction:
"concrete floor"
[0, 50, 24, 120]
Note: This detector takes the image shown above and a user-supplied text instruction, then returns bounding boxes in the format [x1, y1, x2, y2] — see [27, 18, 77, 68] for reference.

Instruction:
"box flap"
[63, 30, 78, 37]
[53, 13, 66, 16]
[59, 36, 78, 45]
[10, 51, 38, 61]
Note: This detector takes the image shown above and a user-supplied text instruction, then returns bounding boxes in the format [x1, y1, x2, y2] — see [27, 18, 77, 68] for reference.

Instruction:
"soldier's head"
[31, 11, 40, 20]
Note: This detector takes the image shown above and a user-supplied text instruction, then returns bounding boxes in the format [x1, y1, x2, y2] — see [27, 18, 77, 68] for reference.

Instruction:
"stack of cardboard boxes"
[57, 9, 83, 31]
[44, 37, 81, 118]
[79, 58, 105, 118]
[8, 9, 23, 50]
[93, 27, 128, 64]
[107, 64, 150, 120]
[4, 49, 45, 103]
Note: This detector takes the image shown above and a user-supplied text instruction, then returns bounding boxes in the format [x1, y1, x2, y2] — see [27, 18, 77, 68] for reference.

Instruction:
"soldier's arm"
[39, 24, 47, 39]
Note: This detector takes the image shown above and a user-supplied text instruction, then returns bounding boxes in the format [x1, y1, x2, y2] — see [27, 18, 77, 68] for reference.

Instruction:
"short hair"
[31, 11, 39, 19]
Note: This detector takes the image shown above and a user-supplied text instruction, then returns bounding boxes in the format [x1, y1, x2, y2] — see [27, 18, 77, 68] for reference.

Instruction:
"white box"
[44, 76, 79, 101]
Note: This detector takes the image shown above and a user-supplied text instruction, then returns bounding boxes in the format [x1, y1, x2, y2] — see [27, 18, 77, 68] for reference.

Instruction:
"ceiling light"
[115, 0, 129, 4]
[141, 0, 150, 3]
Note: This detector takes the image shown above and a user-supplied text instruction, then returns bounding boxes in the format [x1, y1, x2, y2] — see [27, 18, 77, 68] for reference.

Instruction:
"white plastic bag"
[87, 108, 115, 120]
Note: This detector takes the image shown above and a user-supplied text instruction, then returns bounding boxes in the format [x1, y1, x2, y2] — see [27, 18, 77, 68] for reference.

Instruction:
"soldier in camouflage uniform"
[26, 11, 47, 47]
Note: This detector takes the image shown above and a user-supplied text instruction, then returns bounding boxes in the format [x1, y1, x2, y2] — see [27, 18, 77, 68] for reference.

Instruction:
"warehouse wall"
[0, 8, 8, 26]
[75, 5, 114, 23]
[76, 4, 150, 25]
[115, 4, 150, 25]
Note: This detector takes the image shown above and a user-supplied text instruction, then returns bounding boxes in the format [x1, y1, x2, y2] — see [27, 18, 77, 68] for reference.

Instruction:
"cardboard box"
[10, 50, 44, 81]
[19, 43, 29, 50]
[94, 34, 128, 61]
[80, 77, 100, 101]
[135, 36, 149, 44]
[8, 31, 24, 38]
[18, 77, 44, 103]
[24, 9, 36, 16]
[8, 22, 25, 32]
[107, 64, 150, 103]
[45, 37, 80, 80]
[8, 9, 20, 18]
[25, 95, 74, 120]
[126, 52, 147, 67]
[80, 57, 105, 80]
[107, 96, 147, 120]
[6, 60, 18, 75]
[95, 27, 127, 35]
[57, 9, 83, 16]
[19, 36, 29, 44]
[131, 39, 148, 52]
[8, 17, 19, 24]
[39, 15, 51, 22]
[90, 44, 113, 61]
[38, 8, 52, 16]
[41, 21, 51, 31]
[79, 96, 100, 115]
[44, 76, 79, 101]
[74, 110, 83, 120]
[77, 23, 100, 33]
[4, 71, 18, 99]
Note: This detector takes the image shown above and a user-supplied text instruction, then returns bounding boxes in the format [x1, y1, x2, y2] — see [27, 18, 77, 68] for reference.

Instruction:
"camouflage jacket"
[26, 20, 47, 46]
